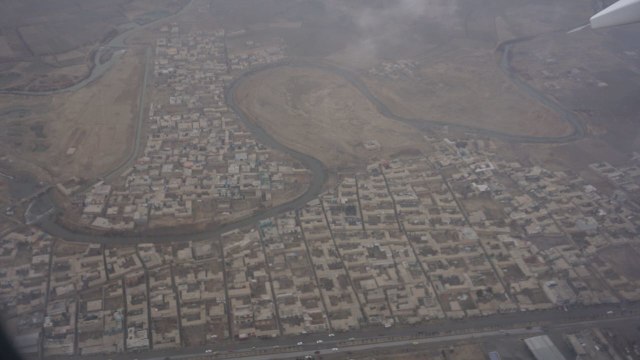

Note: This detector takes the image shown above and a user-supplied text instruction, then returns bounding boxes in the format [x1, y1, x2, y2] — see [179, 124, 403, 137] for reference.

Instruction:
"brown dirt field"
[53, 241, 88, 257]
[334, 342, 483, 360]
[235, 66, 427, 171]
[510, 28, 640, 155]
[519, 138, 629, 171]
[0, 48, 144, 182]
[599, 245, 640, 281]
[362, 41, 571, 138]
[0, 0, 188, 91]
[0, 59, 91, 91]
[182, 325, 206, 347]
[462, 197, 505, 216]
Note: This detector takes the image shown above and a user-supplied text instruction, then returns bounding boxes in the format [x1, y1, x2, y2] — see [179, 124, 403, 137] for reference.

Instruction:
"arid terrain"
[3, 0, 638, 188]
[1, 1, 640, 359]
[0, 47, 145, 183]
[0, 0, 188, 91]
[235, 65, 428, 170]
[362, 40, 573, 137]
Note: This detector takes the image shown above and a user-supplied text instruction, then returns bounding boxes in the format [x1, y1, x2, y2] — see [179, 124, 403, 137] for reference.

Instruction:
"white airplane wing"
[590, 0, 640, 29]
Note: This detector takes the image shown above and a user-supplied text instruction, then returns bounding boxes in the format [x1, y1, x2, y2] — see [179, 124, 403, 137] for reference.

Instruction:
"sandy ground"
[235, 66, 428, 171]
[599, 245, 640, 281]
[331, 342, 484, 360]
[0, 0, 188, 90]
[362, 40, 572, 138]
[0, 47, 144, 183]
[510, 26, 640, 154]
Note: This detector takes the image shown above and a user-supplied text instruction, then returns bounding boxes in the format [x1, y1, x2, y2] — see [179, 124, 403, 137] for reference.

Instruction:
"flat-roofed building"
[524, 335, 566, 360]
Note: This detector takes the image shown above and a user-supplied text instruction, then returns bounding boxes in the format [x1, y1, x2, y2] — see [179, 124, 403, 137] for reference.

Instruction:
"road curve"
[35, 63, 329, 245]
[35, 32, 585, 244]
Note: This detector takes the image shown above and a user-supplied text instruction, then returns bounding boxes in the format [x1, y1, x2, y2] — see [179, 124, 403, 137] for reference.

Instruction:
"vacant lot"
[333, 342, 485, 360]
[0, 0, 188, 90]
[362, 40, 572, 137]
[0, 48, 144, 182]
[510, 24, 640, 154]
[235, 66, 427, 171]
[599, 245, 640, 281]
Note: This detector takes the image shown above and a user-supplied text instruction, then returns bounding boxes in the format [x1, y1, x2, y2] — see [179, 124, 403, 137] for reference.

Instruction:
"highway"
[61, 305, 640, 360]
[144, 327, 545, 360]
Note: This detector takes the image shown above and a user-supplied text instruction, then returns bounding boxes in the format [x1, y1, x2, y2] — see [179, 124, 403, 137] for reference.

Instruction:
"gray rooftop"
[524, 335, 566, 360]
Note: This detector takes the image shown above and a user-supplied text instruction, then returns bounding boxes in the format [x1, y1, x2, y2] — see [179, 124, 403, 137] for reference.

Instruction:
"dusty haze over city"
[0, 0, 639, 359]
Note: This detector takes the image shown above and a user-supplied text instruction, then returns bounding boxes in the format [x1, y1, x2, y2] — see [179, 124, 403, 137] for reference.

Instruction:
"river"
[20, 17, 586, 244]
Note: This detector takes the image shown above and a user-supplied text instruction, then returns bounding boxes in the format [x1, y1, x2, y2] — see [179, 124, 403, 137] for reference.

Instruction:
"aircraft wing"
[590, 0, 640, 29]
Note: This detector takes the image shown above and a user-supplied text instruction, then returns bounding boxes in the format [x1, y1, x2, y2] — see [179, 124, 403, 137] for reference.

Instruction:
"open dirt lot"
[235, 65, 428, 171]
[488, 20, 640, 181]
[0, 47, 145, 182]
[510, 25, 640, 155]
[362, 40, 572, 137]
[0, 0, 188, 91]
[599, 245, 640, 281]
[332, 342, 484, 360]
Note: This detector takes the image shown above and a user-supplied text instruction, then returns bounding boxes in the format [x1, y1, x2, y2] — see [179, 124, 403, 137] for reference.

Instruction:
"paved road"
[60, 304, 640, 360]
[151, 327, 545, 360]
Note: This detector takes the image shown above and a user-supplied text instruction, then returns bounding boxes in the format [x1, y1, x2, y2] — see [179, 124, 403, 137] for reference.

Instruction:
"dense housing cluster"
[78, 26, 303, 231]
[3, 136, 640, 356]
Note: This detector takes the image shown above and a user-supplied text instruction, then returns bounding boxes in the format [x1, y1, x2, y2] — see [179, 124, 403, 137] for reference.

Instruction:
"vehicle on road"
[205, 349, 212, 353]
[328, 333, 335, 337]
[316, 340, 323, 344]
[297, 342, 303, 346]
[332, 347, 339, 351]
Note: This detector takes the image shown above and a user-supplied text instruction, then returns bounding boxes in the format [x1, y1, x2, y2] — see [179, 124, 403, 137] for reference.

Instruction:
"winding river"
[0, 0, 194, 96]
[19, 25, 585, 244]
[35, 65, 329, 244]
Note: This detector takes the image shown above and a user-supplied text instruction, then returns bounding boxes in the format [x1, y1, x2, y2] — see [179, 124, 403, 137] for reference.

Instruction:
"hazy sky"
[325, 0, 459, 60]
